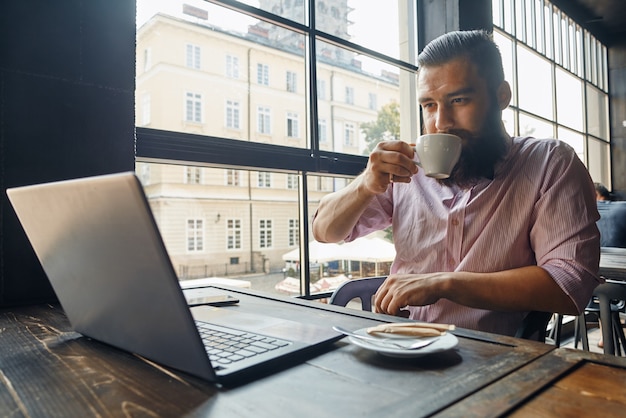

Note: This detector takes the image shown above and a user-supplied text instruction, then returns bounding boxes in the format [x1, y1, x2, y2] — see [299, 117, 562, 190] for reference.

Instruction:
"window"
[226, 55, 239, 78]
[317, 79, 326, 100]
[368, 93, 377, 110]
[286, 71, 297, 92]
[287, 173, 297, 189]
[226, 100, 240, 129]
[187, 219, 203, 252]
[226, 169, 240, 186]
[141, 94, 151, 126]
[288, 219, 299, 246]
[227, 219, 241, 249]
[318, 119, 327, 143]
[185, 166, 202, 184]
[186, 44, 201, 69]
[492, 0, 610, 187]
[259, 219, 272, 249]
[185, 92, 202, 122]
[345, 87, 354, 105]
[143, 47, 151, 72]
[286, 112, 299, 138]
[257, 106, 271, 134]
[136, 1, 423, 294]
[257, 171, 271, 188]
[344, 122, 355, 146]
[257, 63, 269, 85]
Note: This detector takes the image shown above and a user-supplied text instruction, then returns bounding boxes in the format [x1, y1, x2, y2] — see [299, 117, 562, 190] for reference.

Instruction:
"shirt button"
[451, 219, 459, 226]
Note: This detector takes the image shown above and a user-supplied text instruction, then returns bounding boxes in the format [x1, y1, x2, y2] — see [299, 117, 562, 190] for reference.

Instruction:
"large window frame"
[137, 0, 611, 297]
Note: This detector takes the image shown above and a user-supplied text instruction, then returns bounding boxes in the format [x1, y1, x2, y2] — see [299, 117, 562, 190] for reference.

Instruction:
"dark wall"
[0, 1, 136, 307]
[609, 41, 626, 195]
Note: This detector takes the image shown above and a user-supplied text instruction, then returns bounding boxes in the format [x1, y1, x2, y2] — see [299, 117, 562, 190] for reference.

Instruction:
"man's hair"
[417, 30, 505, 92]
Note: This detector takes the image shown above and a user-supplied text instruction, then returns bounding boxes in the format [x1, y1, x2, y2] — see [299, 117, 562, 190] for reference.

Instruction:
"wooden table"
[0, 292, 554, 418]
[437, 347, 626, 417]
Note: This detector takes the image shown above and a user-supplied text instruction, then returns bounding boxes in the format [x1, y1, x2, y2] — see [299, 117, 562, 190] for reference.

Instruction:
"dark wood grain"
[0, 300, 554, 418]
[436, 348, 626, 417]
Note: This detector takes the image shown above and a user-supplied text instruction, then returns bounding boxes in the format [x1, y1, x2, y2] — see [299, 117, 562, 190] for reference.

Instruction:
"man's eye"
[452, 97, 467, 104]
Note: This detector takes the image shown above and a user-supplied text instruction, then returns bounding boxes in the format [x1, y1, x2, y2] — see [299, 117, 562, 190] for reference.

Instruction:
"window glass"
[555, 67, 583, 131]
[137, 162, 306, 294]
[517, 44, 553, 120]
[316, 39, 417, 155]
[586, 84, 609, 140]
[557, 126, 584, 163]
[519, 112, 553, 138]
[136, 3, 307, 145]
[587, 137, 611, 188]
[317, 0, 411, 62]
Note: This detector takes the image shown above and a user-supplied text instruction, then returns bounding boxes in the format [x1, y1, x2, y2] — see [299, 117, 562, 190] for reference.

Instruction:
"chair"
[329, 276, 552, 343]
[594, 281, 626, 356]
[329, 276, 386, 311]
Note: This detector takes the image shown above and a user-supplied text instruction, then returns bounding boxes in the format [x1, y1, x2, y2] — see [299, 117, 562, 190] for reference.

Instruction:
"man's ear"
[497, 81, 512, 110]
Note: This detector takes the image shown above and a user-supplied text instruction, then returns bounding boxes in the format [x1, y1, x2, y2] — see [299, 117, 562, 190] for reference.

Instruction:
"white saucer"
[347, 327, 458, 358]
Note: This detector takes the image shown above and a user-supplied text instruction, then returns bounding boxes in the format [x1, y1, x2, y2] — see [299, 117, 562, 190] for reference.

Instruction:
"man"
[312, 30, 601, 336]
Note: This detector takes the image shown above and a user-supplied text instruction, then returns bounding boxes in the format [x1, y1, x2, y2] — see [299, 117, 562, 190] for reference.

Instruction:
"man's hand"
[362, 141, 418, 194]
[374, 273, 447, 316]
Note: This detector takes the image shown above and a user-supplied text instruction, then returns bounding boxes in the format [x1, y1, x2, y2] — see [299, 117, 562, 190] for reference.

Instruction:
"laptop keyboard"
[196, 321, 290, 366]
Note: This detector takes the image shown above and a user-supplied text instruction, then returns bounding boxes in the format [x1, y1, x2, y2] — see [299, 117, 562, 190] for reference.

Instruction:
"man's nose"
[435, 107, 454, 131]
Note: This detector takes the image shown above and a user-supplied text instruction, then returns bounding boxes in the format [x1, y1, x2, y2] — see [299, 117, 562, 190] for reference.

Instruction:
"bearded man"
[312, 30, 601, 336]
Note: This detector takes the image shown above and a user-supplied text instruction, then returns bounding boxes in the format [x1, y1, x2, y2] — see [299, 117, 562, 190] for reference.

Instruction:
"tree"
[360, 101, 400, 155]
[360, 101, 401, 242]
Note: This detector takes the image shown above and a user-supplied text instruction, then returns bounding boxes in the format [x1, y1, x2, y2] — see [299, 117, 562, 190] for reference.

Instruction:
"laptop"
[6, 172, 342, 385]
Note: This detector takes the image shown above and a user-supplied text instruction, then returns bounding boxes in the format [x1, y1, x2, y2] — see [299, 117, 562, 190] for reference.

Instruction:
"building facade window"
[226, 100, 240, 129]
[143, 47, 151, 72]
[286, 173, 297, 189]
[257, 106, 271, 134]
[226, 54, 239, 78]
[344, 122, 355, 146]
[368, 93, 377, 110]
[288, 219, 299, 246]
[345, 86, 354, 104]
[259, 219, 272, 249]
[226, 169, 240, 186]
[257, 63, 269, 85]
[227, 219, 242, 250]
[185, 166, 202, 184]
[186, 44, 201, 69]
[257, 171, 271, 188]
[286, 112, 299, 138]
[286, 71, 297, 92]
[141, 94, 151, 126]
[317, 79, 326, 100]
[185, 92, 202, 122]
[187, 219, 204, 252]
[318, 119, 327, 143]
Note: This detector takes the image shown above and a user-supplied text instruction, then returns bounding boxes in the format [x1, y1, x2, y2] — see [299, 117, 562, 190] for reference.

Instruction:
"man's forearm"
[312, 175, 376, 243]
[443, 266, 579, 314]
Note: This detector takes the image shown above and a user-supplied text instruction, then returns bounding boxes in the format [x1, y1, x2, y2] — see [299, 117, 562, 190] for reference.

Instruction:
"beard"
[438, 102, 509, 188]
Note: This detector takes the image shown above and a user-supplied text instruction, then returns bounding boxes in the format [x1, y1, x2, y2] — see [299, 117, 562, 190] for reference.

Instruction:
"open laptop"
[6, 172, 342, 385]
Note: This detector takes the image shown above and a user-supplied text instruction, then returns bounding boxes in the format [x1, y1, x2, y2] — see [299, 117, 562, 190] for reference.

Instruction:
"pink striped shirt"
[345, 136, 601, 336]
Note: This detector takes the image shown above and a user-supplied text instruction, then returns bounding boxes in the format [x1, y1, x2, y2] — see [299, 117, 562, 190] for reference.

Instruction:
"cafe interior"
[2, 0, 626, 416]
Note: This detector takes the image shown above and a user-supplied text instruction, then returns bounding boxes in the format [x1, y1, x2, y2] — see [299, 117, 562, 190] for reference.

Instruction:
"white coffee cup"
[414, 133, 462, 179]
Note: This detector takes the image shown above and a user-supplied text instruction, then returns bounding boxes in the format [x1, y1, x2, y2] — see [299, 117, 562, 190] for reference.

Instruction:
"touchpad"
[191, 306, 338, 344]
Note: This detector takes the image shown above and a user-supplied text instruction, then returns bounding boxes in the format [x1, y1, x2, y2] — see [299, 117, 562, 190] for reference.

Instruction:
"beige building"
[135, 12, 400, 279]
